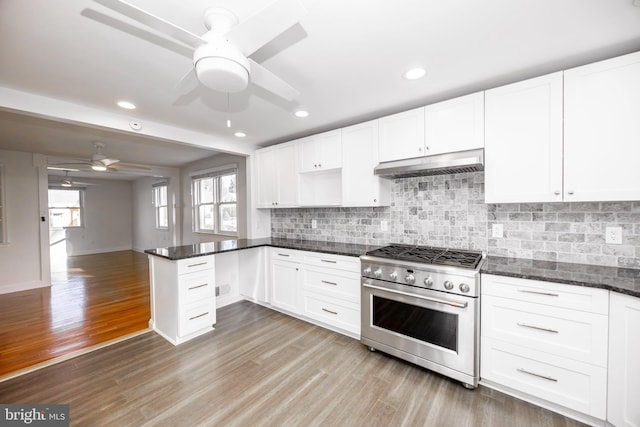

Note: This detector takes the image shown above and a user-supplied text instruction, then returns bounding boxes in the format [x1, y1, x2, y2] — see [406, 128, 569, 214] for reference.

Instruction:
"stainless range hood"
[374, 148, 484, 179]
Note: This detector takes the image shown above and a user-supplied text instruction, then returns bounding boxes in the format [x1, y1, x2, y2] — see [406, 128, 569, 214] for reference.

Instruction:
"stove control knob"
[405, 274, 415, 285]
[443, 280, 454, 290]
[423, 276, 434, 287]
[459, 283, 470, 293]
[374, 269, 382, 279]
[363, 267, 372, 275]
[389, 271, 398, 280]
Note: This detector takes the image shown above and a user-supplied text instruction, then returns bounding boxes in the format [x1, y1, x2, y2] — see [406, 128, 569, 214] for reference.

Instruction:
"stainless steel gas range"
[360, 244, 484, 389]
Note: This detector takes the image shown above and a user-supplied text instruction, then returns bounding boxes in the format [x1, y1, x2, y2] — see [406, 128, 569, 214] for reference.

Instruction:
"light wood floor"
[0, 250, 150, 378]
[0, 300, 586, 427]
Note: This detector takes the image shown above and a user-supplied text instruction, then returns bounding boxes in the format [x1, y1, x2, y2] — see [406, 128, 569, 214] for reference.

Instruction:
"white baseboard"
[0, 280, 50, 295]
[67, 245, 133, 256]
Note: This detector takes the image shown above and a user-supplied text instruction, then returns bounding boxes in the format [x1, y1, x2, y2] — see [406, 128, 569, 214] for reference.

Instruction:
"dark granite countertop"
[144, 237, 381, 261]
[482, 256, 640, 298]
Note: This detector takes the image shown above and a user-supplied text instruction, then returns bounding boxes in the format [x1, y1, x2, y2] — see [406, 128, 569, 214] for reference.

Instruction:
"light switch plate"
[311, 219, 317, 229]
[381, 220, 388, 231]
[492, 224, 504, 238]
[605, 226, 622, 244]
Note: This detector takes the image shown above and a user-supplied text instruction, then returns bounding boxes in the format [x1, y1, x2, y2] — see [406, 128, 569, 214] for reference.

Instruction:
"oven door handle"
[363, 283, 468, 308]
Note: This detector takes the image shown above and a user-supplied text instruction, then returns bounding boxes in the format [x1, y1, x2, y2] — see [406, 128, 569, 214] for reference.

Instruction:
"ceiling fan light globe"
[92, 164, 107, 172]
[195, 57, 249, 93]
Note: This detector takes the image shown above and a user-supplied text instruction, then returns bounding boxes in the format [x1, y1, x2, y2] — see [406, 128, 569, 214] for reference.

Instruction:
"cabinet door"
[271, 260, 300, 313]
[425, 92, 484, 155]
[378, 107, 425, 162]
[255, 148, 277, 208]
[275, 144, 298, 207]
[484, 72, 563, 203]
[341, 120, 390, 207]
[564, 51, 640, 202]
[298, 130, 342, 172]
[608, 292, 640, 427]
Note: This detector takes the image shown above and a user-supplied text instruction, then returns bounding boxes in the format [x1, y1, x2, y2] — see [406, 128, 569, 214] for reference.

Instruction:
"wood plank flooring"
[0, 301, 586, 426]
[0, 250, 150, 378]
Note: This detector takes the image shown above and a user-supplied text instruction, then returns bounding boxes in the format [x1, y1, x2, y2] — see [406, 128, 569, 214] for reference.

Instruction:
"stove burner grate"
[366, 244, 482, 269]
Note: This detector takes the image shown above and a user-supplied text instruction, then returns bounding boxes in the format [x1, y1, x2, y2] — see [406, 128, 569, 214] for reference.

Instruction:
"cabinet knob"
[373, 199, 377, 203]
[318, 163, 322, 168]
[425, 146, 429, 150]
[554, 190, 560, 195]
[567, 190, 574, 195]
[418, 147, 423, 152]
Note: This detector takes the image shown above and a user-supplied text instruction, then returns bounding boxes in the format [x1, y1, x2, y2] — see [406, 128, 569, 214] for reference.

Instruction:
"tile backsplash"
[270, 171, 640, 268]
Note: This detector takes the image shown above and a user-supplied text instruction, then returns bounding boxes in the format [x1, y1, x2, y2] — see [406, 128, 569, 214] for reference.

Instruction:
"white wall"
[181, 153, 248, 244]
[0, 149, 47, 293]
[132, 176, 173, 252]
[61, 178, 133, 256]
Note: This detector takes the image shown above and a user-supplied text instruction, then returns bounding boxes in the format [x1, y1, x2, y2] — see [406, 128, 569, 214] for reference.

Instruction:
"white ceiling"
[1, 0, 640, 175]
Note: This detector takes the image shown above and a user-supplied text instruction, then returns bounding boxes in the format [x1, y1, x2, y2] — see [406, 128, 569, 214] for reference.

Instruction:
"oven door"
[361, 278, 478, 383]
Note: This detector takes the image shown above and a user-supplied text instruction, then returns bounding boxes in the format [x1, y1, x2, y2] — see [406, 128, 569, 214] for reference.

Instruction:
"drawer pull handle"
[516, 368, 558, 382]
[189, 312, 209, 321]
[517, 323, 559, 334]
[517, 289, 559, 297]
[277, 253, 290, 257]
[321, 259, 337, 264]
[187, 262, 208, 268]
[321, 280, 338, 286]
[322, 308, 338, 315]
[188, 283, 209, 290]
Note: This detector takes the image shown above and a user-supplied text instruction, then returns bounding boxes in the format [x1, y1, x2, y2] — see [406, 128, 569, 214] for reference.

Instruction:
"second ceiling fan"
[94, 0, 307, 100]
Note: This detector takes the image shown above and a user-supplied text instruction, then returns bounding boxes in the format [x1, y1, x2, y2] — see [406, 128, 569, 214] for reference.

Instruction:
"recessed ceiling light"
[117, 100, 136, 110]
[403, 67, 427, 80]
[234, 131, 246, 138]
[295, 110, 309, 118]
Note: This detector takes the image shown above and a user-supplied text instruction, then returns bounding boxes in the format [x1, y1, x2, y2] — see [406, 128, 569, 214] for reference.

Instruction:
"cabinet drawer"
[177, 256, 214, 275]
[302, 266, 360, 303]
[482, 295, 608, 366]
[271, 248, 302, 263]
[301, 293, 360, 335]
[481, 337, 606, 418]
[179, 301, 215, 337]
[482, 274, 609, 314]
[303, 252, 359, 272]
[179, 270, 215, 305]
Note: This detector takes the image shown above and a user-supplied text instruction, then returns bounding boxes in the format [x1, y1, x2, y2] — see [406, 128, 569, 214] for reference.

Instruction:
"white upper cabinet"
[378, 107, 425, 162]
[341, 120, 391, 207]
[298, 129, 342, 172]
[255, 143, 298, 208]
[424, 92, 484, 155]
[564, 51, 640, 202]
[484, 72, 564, 203]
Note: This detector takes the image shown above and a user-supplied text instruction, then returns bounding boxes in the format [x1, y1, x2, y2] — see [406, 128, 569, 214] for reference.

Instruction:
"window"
[48, 189, 83, 228]
[0, 165, 5, 243]
[191, 166, 237, 235]
[153, 182, 168, 230]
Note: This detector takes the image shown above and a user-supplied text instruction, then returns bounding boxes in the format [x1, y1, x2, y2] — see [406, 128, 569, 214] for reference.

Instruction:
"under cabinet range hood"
[374, 148, 484, 179]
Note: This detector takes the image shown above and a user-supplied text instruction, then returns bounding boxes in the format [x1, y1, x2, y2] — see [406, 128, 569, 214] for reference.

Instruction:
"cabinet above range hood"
[374, 148, 484, 179]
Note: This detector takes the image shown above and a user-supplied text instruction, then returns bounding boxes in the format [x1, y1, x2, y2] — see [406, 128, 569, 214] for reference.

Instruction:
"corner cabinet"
[607, 292, 640, 427]
[255, 143, 298, 208]
[341, 120, 391, 207]
[484, 72, 564, 203]
[564, 51, 640, 202]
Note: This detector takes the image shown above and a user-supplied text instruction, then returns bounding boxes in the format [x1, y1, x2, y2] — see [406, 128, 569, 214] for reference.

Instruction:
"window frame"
[190, 165, 238, 236]
[48, 187, 84, 229]
[152, 182, 169, 230]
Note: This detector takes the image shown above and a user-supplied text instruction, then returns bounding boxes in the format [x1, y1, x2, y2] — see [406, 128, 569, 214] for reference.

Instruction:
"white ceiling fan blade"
[226, 0, 307, 56]
[101, 158, 121, 166]
[111, 163, 152, 171]
[249, 59, 300, 101]
[175, 68, 200, 95]
[93, 0, 206, 49]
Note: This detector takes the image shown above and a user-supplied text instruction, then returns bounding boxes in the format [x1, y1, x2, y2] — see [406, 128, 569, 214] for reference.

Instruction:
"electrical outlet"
[605, 226, 622, 244]
[491, 224, 504, 238]
[311, 219, 317, 229]
[381, 220, 388, 231]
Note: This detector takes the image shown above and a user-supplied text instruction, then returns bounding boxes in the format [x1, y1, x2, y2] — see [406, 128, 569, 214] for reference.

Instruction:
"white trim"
[0, 280, 50, 295]
[189, 163, 238, 178]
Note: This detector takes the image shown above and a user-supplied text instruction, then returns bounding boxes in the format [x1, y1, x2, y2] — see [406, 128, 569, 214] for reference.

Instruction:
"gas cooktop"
[365, 244, 483, 269]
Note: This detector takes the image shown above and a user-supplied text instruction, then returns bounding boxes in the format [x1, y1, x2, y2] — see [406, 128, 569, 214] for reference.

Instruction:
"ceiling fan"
[94, 0, 307, 100]
[50, 171, 95, 188]
[49, 142, 150, 172]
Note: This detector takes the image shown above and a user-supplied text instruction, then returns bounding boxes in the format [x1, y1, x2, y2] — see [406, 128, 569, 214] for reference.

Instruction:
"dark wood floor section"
[0, 301, 586, 426]
[0, 250, 150, 377]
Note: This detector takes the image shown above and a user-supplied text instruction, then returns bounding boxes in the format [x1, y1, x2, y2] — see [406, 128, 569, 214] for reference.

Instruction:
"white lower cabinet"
[481, 274, 609, 422]
[268, 249, 361, 337]
[608, 292, 640, 427]
[149, 255, 216, 345]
